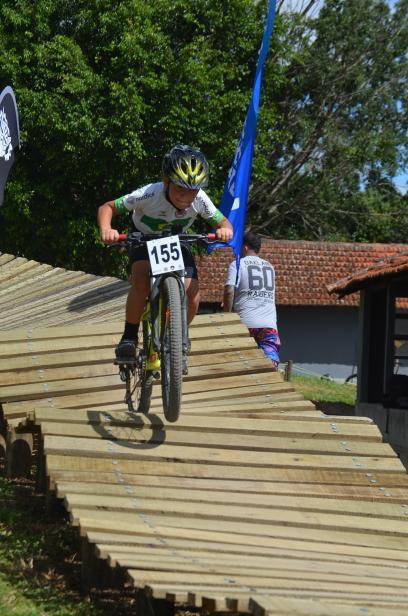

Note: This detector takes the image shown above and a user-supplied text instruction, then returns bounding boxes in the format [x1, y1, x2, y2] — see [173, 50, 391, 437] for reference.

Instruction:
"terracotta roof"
[327, 251, 408, 298]
[197, 239, 408, 307]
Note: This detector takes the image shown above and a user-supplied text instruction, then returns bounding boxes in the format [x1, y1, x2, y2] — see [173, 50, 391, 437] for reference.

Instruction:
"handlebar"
[115, 231, 219, 245]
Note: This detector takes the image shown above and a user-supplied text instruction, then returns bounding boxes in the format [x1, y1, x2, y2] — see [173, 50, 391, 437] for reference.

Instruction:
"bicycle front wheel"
[160, 277, 183, 422]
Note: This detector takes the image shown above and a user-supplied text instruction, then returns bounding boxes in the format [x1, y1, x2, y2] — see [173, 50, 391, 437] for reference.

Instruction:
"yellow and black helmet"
[162, 144, 209, 189]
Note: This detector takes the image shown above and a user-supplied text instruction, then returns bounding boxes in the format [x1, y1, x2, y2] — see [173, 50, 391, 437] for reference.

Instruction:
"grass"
[290, 373, 356, 415]
[0, 374, 357, 613]
[0, 477, 138, 616]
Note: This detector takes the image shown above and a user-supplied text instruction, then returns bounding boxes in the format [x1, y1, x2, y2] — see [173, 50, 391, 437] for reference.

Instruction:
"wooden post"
[5, 429, 33, 479]
[284, 360, 293, 381]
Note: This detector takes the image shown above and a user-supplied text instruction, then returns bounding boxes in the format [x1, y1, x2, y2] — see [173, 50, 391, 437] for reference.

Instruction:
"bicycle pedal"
[114, 358, 138, 367]
[152, 370, 161, 380]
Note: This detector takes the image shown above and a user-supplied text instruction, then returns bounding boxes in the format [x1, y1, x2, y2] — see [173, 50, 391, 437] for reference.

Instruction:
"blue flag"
[209, 0, 276, 266]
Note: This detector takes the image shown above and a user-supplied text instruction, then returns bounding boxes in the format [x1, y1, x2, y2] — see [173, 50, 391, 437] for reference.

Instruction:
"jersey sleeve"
[113, 195, 129, 214]
[194, 191, 224, 225]
[225, 260, 238, 287]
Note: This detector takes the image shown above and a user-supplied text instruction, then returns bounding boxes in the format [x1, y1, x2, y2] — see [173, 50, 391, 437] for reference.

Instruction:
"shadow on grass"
[314, 401, 356, 416]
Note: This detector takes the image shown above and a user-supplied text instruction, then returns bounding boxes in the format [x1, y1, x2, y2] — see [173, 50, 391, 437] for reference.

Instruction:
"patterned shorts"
[248, 327, 281, 367]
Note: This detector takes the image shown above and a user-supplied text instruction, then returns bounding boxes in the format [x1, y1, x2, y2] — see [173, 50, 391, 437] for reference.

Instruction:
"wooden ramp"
[0, 253, 129, 328]
[1, 314, 408, 616]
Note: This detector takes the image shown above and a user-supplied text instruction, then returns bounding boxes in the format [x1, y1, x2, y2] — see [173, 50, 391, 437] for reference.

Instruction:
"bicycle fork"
[150, 274, 189, 372]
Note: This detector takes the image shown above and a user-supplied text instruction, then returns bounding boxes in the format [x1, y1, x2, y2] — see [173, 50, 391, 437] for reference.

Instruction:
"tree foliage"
[0, 0, 279, 273]
[249, 0, 408, 241]
[0, 0, 406, 276]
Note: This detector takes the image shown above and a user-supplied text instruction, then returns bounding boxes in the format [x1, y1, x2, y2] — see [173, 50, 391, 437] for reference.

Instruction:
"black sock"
[121, 322, 139, 342]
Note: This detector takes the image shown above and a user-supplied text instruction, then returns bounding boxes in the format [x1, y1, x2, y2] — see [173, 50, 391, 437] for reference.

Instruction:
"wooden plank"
[0, 314, 243, 348]
[0, 253, 16, 266]
[0, 373, 290, 413]
[46, 454, 408, 486]
[0, 320, 121, 342]
[0, 259, 39, 282]
[0, 363, 119, 387]
[80, 518, 408, 560]
[0, 264, 57, 300]
[92, 538, 408, 570]
[72, 509, 408, 551]
[111, 552, 408, 583]
[0, 334, 119, 359]
[0, 372, 123, 401]
[158, 587, 408, 610]
[250, 595, 408, 616]
[5, 358, 289, 401]
[126, 568, 408, 594]
[39, 423, 392, 457]
[0, 313, 241, 342]
[0, 356, 272, 387]
[31, 408, 382, 441]
[24, 406, 316, 425]
[64, 493, 408, 532]
[0, 337, 261, 374]
[2, 382, 293, 418]
[42, 435, 405, 472]
[0, 348, 116, 372]
[89, 534, 408, 568]
[53, 477, 408, 503]
[57, 484, 408, 519]
[0, 271, 98, 308]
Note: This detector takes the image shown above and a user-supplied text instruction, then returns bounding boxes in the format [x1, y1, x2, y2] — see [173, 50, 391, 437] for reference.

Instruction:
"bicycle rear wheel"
[138, 319, 153, 414]
[160, 276, 183, 422]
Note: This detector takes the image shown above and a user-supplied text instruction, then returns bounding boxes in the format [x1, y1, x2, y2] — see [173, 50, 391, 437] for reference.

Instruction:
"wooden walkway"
[1, 313, 408, 615]
[0, 253, 129, 328]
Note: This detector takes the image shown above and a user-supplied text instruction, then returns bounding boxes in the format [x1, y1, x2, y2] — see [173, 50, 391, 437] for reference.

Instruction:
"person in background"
[223, 230, 280, 370]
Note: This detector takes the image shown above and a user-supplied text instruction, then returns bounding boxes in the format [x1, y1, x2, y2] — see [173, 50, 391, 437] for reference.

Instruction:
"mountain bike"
[113, 229, 217, 422]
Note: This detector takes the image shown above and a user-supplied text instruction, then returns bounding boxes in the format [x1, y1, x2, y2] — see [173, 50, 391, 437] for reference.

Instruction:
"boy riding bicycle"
[98, 144, 233, 362]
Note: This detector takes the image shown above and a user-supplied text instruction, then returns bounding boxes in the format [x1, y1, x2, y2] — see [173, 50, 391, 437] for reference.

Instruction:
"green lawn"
[291, 373, 356, 414]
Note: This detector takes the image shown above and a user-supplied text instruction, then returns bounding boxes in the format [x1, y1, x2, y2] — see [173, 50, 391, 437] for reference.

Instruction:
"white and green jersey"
[114, 181, 223, 233]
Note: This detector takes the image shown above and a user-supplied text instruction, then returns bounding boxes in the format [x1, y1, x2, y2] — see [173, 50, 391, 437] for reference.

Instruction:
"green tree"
[0, 0, 281, 273]
[249, 0, 408, 242]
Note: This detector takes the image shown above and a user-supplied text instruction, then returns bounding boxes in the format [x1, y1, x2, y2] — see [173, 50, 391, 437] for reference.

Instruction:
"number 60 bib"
[147, 235, 185, 276]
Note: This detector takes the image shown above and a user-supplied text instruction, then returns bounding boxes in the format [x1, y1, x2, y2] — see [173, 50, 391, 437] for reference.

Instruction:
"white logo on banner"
[231, 197, 240, 211]
[0, 109, 13, 161]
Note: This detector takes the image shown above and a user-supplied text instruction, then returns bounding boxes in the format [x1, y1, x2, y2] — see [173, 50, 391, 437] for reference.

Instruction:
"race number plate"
[147, 235, 184, 275]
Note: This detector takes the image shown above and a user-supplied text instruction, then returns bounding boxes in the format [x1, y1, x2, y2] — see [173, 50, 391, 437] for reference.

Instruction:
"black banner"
[0, 86, 20, 207]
